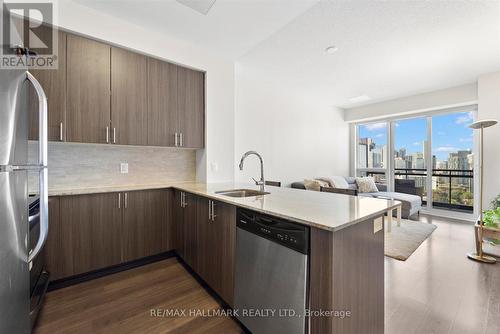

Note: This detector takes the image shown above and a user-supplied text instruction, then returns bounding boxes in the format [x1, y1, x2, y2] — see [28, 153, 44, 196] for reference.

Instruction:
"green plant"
[483, 207, 500, 228]
[491, 193, 500, 210]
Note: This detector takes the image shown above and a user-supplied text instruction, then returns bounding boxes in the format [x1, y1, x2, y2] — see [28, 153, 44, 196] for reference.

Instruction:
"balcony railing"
[364, 168, 474, 212]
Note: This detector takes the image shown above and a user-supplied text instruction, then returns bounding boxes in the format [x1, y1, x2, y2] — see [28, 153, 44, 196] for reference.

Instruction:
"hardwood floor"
[386, 215, 500, 334]
[34, 258, 244, 334]
[35, 215, 500, 334]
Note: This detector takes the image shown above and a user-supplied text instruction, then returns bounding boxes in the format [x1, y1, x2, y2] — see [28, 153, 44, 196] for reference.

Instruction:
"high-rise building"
[448, 150, 472, 186]
[411, 152, 424, 169]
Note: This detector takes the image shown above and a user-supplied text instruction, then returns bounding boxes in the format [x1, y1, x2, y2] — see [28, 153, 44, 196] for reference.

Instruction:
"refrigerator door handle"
[26, 72, 49, 264]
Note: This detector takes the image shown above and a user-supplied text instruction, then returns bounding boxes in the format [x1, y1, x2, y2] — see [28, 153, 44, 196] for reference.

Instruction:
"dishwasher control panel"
[237, 208, 309, 254]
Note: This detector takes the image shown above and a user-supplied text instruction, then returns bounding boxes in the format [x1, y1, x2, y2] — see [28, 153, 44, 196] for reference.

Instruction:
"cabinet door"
[173, 190, 185, 258]
[121, 191, 145, 262]
[197, 199, 236, 306]
[60, 193, 122, 276]
[177, 67, 204, 148]
[122, 189, 172, 262]
[44, 197, 64, 280]
[66, 34, 111, 143]
[196, 197, 213, 284]
[29, 30, 67, 142]
[111, 47, 148, 145]
[147, 58, 178, 146]
[182, 192, 198, 270]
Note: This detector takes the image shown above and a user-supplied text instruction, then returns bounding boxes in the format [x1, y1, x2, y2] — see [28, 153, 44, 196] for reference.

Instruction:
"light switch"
[210, 162, 218, 172]
[120, 163, 128, 174]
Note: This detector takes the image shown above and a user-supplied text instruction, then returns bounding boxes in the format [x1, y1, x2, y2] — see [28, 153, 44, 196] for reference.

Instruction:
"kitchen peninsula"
[43, 182, 400, 334]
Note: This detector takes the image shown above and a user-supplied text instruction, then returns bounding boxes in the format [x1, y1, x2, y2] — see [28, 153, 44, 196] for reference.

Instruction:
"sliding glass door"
[355, 110, 475, 214]
[393, 117, 429, 207]
[431, 112, 474, 212]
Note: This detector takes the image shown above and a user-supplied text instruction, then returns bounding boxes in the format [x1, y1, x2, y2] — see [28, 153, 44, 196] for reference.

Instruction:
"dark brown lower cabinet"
[59, 193, 122, 276]
[173, 191, 198, 271]
[48, 189, 235, 307]
[122, 189, 172, 262]
[48, 189, 172, 279]
[44, 197, 63, 280]
[196, 198, 236, 306]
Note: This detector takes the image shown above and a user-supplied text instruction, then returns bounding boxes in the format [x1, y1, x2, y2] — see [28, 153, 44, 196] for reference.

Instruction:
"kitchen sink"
[215, 189, 270, 198]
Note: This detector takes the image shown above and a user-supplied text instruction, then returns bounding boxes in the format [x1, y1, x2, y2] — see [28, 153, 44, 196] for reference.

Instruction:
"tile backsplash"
[28, 141, 196, 190]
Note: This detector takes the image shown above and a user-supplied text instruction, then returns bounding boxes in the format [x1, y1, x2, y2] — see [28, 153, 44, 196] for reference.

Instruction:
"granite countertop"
[45, 181, 401, 232]
[173, 182, 400, 232]
[45, 181, 193, 196]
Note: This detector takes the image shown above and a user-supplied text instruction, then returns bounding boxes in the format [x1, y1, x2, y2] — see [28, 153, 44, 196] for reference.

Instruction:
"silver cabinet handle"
[26, 72, 48, 264]
[106, 126, 109, 143]
[180, 191, 183, 207]
[208, 200, 212, 221]
[113, 127, 116, 144]
[118, 193, 121, 209]
[180, 132, 184, 147]
[175, 132, 178, 147]
[124, 192, 128, 209]
[183, 192, 187, 207]
[59, 122, 63, 141]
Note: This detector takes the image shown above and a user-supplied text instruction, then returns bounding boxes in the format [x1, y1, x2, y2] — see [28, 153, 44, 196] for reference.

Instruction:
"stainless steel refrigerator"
[0, 68, 49, 333]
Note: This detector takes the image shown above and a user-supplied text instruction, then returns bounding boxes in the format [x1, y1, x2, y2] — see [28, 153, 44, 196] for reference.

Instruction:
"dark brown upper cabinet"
[30, 30, 204, 148]
[29, 30, 67, 142]
[148, 59, 205, 148]
[147, 57, 178, 147]
[66, 34, 111, 144]
[177, 67, 205, 149]
[111, 47, 148, 145]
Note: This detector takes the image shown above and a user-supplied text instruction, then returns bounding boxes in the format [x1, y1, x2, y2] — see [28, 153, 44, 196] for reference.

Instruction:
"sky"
[359, 111, 474, 161]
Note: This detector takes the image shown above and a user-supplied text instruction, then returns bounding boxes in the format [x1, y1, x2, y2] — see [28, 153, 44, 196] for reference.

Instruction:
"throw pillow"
[356, 177, 379, 193]
[329, 176, 349, 189]
[304, 179, 329, 191]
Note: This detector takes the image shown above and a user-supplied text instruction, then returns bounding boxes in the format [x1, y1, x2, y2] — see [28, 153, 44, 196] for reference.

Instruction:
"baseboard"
[48, 250, 176, 291]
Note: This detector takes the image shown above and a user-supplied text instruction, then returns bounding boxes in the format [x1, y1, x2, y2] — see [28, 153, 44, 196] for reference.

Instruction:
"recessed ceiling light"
[325, 46, 338, 54]
[349, 95, 371, 103]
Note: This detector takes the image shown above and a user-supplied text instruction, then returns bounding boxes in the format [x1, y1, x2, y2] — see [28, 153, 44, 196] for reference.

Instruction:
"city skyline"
[358, 111, 474, 162]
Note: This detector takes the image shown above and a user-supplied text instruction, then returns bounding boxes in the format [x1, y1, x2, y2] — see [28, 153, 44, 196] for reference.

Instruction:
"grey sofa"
[291, 177, 422, 219]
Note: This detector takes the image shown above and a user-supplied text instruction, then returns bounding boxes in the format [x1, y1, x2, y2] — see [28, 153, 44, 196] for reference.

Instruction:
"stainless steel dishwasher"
[234, 208, 309, 334]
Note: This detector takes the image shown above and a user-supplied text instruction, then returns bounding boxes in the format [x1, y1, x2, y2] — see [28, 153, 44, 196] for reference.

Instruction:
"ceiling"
[72, 0, 318, 60]
[237, 0, 500, 108]
[71, 0, 500, 109]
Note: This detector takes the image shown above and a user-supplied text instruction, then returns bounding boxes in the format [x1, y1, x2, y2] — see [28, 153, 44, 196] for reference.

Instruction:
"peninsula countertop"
[173, 182, 400, 232]
[44, 181, 401, 232]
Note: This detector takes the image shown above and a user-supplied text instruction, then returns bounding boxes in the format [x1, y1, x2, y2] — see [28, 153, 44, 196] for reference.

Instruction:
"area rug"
[385, 219, 437, 261]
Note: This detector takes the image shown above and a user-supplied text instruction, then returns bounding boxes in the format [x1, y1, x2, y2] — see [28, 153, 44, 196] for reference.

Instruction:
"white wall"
[478, 71, 500, 205]
[344, 83, 478, 123]
[56, 1, 235, 182]
[234, 65, 349, 186]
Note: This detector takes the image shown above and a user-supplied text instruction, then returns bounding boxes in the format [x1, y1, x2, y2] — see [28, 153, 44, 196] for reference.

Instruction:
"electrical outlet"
[120, 163, 128, 174]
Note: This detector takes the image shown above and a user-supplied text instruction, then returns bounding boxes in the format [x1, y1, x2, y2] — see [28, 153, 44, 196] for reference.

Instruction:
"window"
[354, 109, 475, 214]
[431, 112, 474, 211]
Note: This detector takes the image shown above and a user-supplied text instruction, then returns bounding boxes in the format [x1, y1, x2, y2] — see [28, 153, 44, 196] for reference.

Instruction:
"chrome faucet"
[239, 151, 265, 191]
